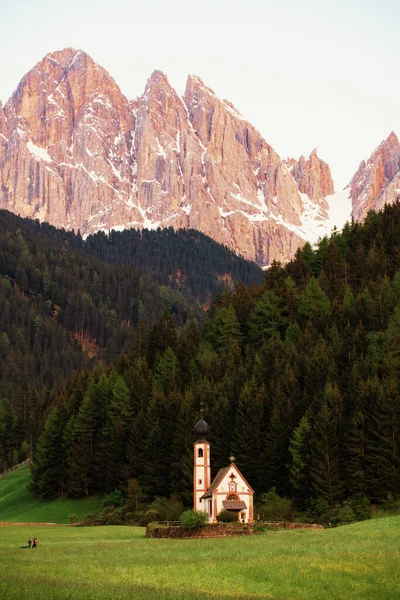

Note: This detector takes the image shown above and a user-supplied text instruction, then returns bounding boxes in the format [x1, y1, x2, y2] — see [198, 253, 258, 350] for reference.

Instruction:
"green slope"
[0, 464, 101, 523]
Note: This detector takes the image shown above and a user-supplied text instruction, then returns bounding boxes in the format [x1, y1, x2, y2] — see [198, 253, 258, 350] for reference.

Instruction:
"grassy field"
[0, 517, 399, 600]
[0, 464, 101, 523]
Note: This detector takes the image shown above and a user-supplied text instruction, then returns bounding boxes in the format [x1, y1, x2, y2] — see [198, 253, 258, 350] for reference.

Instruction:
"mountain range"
[0, 48, 399, 267]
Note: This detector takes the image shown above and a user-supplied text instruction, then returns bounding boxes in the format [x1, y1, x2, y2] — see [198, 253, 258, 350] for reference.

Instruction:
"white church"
[193, 415, 254, 523]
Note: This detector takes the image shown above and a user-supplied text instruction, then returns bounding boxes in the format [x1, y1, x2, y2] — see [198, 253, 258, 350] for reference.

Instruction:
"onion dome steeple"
[193, 411, 210, 441]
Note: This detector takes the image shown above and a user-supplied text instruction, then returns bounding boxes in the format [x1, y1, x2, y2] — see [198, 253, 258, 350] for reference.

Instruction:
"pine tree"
[232, 379, 265, 492]
[364, 377, 399, 501]
[299, 277, 331, 331]
[207, 305, 242, 356]
[139, 385, 178, 499]
[345, 407, 367, 497]
[247, 290, 287, 347]
[169, 389, 195, 505]
[147, 310, 178, 367]
[308, 384, 344, 505]
[0, 397, 16, 470]
[262, 387, 291, 495]
[29, 407, 66, 498]
[289, 414, 312, 509]
[100, 373, 131, 491]
[66, 374, 110, 496]
[154, 347, 179, 393]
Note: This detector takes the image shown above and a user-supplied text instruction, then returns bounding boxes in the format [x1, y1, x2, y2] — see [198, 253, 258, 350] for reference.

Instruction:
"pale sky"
[1, 0, 399, 188]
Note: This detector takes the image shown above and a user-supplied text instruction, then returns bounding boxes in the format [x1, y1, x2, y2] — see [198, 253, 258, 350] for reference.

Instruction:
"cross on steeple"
[229, 455, 236, 463]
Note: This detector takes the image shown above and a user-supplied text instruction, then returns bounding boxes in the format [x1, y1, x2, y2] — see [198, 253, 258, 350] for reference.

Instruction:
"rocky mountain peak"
[4, 45, 129, 150]
[141, 69, 180, 112]
[350, 131, 400, 221]
[385, 130, 399, 146]
[285, 150, 334, 203]
[147, 69, 169, 85]
[186, 74, 213, 93]
[44, 47, 82, 68]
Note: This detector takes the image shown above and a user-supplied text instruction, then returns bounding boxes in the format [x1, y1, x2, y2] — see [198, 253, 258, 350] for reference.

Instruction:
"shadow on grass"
[1, 578, 280, 600]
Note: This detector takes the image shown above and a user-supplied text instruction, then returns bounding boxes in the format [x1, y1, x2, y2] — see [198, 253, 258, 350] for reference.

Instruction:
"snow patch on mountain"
[27, 141, 53, 163]
[326, 188, 352, 232]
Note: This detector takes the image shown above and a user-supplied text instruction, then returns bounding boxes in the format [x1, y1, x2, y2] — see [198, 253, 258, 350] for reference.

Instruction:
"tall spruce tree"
[100, 372, 131, 491]
[232, 379, 265, 492]
[289, 414, 312, 509]
[29, 407, 66, 498]
[247, 290, 287, 346]
[308, 384, 344, 505]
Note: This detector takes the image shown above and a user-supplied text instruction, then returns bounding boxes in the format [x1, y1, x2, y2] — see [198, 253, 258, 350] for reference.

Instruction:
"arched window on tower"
[198, 448, 203, 458]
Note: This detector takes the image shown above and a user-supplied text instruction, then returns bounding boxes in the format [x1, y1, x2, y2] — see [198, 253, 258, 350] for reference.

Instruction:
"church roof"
[222, 500, 247, 511]
[201, 463, 254, 500]
[201, 467, 230, 499]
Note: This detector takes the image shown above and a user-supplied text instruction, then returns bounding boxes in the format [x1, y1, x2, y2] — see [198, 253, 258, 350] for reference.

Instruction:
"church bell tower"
[193, 413, 211, 511]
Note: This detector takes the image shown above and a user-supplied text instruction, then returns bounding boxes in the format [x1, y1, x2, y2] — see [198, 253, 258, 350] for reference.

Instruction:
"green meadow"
[0, 518, 399, 600]
[0, 464, 101, 523]
[1, 466, 399, 599]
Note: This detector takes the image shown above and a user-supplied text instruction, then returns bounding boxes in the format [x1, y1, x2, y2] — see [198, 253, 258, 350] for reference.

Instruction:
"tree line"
[30, 202, 400, 514]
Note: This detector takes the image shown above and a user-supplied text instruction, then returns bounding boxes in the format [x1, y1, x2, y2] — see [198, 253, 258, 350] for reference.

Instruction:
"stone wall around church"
[146, 523, 256, 538]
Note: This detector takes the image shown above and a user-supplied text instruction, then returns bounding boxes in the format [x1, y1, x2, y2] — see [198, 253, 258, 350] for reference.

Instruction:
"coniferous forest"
[0, 209, 262, 469]
[27, 202, 400, 515]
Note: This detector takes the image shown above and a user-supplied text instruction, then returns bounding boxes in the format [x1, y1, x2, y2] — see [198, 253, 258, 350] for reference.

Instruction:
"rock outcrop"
[350, 132, 400, 222]
[0, 48, 343, 266]
[286, 150, 334, 204]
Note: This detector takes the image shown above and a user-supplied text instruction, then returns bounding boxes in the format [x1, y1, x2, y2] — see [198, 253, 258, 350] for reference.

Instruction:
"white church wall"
[212, 466, 254, 523]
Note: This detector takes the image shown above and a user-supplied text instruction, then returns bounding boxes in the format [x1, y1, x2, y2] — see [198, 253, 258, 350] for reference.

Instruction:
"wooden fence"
[0, 458, 31, 480]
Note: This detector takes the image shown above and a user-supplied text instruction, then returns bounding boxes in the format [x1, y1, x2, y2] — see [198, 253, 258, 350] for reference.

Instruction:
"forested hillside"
[30, 203, 400, 513]
[0, 210, 262, 470]
[69, 227, 263, 303]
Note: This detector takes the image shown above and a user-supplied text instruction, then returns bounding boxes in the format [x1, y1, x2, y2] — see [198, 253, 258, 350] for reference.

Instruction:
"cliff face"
[286, 150, 334, 204]
[0, 49, 136, 232]
[0, 48, 343, 266]
[350, 132, 400, 222]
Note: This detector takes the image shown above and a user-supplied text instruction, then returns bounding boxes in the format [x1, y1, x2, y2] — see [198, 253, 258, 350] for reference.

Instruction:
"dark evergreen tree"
[29, 407, 67, 498]
[308, 384, 344, 505]
[247, 290, 287, 346]
[289, 414, 312, 509]
[232, 379, 265, 492]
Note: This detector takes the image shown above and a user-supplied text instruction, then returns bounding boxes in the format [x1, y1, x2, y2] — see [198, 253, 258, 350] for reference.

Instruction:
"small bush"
[102, 489, 125, 509]
[380, 493, 400, 514]
[217, 510, 238, 523]
[258, 487, 292, 521]
[335, 502, 356, 525]
[68, 513, 78, 524]
[93, 506, 124, 525]
[253, 523, 268, 532]
[81, 507, 124, 526]
[80, 513, 98, 526]
[180, 509, 209, 530]
[143, 496, 184, 524]
[142, 509, 159, 526]
[349, 496, 370, 521]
